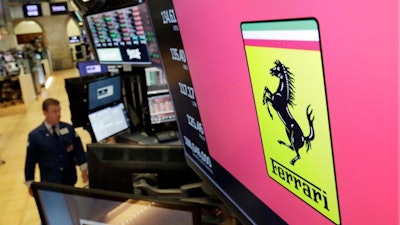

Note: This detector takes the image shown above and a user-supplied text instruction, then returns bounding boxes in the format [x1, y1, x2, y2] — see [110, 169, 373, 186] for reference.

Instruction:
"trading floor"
[0, 69, 91, 225]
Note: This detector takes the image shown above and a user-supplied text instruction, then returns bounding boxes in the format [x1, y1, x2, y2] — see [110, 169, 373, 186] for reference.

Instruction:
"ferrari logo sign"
[241, 18, 340, 224]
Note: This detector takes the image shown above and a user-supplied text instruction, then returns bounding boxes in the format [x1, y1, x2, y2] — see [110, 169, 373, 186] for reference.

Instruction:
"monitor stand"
[132, 177, 232, 224]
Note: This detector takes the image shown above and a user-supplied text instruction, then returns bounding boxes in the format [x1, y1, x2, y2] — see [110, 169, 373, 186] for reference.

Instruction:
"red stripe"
[244, 39, 320, 51]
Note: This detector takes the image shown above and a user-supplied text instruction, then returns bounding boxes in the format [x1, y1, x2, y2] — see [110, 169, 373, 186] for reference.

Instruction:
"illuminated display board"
[241, 18, 339, 224]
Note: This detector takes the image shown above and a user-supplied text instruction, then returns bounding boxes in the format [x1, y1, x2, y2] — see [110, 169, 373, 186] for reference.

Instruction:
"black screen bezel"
[31, 181, 201, 225]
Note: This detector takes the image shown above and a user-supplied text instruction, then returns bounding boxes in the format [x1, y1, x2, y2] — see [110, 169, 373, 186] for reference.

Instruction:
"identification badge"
[60, 128, 69, 135]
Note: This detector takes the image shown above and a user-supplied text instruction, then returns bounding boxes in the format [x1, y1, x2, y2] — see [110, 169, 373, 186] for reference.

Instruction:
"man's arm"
[72, 130, 87, 165]
[24, 132, 37, 196]
[72, 128, 89, 183]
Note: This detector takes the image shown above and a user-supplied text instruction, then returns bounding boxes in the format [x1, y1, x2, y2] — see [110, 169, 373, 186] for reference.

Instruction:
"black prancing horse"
[262, 60, 315, 165]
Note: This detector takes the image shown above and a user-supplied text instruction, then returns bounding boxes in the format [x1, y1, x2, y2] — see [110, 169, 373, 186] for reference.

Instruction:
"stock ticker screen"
[85, 3, 160, 65]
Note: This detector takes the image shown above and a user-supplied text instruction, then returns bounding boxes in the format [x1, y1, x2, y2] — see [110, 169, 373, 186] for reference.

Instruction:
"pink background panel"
[173, 1, 399, 224]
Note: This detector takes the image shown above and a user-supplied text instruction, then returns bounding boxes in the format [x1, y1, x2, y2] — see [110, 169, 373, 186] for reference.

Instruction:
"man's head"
[42, 98, 61, 126]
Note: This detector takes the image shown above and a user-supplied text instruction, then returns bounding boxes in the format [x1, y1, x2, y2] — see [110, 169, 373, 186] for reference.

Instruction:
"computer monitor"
[77, 60, 108, 77]
[142, 93, 177, 135]
[145, 67, 169, 95]
[86, 143, 201, 194]
[31, 182, 201, 225]
[88, 102, 130, 142]
[87, 75, 121, 111]
[65, 74, 108, 128]
[84, 3, 153, 65]
[147, 94, 175, 125]
[3, 54, 15, 62]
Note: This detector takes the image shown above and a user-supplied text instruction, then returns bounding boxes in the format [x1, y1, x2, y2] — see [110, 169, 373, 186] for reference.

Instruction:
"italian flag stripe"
[241, 20, 320, 51]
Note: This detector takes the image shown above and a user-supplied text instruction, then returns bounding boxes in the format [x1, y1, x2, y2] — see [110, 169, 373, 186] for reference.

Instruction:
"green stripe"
[241, 19, 318, 31]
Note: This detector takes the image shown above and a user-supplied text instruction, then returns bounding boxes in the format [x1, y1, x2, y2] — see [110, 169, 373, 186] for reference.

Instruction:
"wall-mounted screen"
[84, 3, 154, 65]
[23, 3, 42, 17]
[31, 182, 201, 225]
[69, 36, 81, 43]
[88, 102, 130, 142]
[49, 2, 68, 15]
[87, 75, 121, 111]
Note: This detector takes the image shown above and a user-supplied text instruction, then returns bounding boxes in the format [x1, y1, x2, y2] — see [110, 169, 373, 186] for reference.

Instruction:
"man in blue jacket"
[24, 98, 88, 195]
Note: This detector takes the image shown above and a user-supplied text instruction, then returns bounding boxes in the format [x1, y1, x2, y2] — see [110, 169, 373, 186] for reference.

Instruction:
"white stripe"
[242, 30, 319, 41]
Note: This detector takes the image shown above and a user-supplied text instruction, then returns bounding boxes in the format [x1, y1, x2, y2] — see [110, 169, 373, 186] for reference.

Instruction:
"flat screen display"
[23, 3, 42, 17]
[156, 0, 400, 223]
[145, 67, 169, 94]
[69, 36, 81, 44]
[31, 182, 201, 225]
[88, 75, 121, 111]
[147, 0, 344, 224]
[3, 54, 15, 62]
[77, 60, 108, 77]
[49, 2, 68, 15]
[88, 102, 130, 142]
[65, 74, 108, 128]
[148, 94, 175, 125]
[84, 3, 154, 65]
